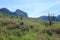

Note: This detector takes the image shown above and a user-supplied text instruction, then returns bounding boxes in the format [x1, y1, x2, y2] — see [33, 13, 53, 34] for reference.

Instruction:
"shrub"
[1, 17, 11, 26]
[29, 25, 34, 29]
[20, 22, 24, 26]
[53, 28, 60, 34]
[20, 25, 29, 31]
[42, 27, 54, 36]
[12, 30, 22, 37]
[42, 27, 60, 36]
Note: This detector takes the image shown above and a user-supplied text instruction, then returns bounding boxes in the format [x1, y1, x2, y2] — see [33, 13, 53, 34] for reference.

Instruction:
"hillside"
[0, 12, 60, 40]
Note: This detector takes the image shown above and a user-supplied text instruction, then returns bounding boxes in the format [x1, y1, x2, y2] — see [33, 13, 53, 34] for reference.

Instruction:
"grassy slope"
[0, 12, 60, 40]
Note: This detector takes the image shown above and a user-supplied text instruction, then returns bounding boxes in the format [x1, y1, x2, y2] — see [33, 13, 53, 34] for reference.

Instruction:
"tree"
[48, 13, 55, 26]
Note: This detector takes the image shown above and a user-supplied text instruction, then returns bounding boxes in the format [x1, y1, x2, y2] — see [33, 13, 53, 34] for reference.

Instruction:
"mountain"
[14, 9, 28, 17]
[56, 15, 60, 21]
[0, 8, 28, 17]
[39, 16, 49, 20]
[39, 15, 60, 21]
[0, 8, 12, 15]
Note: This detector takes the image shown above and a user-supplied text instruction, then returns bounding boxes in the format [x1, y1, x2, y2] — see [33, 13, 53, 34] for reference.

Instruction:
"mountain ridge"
[0, 8, 28, 17]
[39, 15, 60, 21]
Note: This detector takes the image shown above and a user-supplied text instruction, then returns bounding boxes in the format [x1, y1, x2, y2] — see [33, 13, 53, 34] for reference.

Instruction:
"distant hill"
[39, 16, 49, 20]
[0, 8, 28, 17]
[39, 15, 60, 21]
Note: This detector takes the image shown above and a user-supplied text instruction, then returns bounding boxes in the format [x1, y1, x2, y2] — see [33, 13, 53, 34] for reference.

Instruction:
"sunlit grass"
[0, 13, 60, 40]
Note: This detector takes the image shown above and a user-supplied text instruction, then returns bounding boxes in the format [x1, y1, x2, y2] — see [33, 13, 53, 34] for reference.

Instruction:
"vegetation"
[0, 13, 60, 40]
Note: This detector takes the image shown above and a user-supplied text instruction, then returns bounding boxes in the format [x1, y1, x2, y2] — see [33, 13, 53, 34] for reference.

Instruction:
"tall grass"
[0, 13, 60, 40]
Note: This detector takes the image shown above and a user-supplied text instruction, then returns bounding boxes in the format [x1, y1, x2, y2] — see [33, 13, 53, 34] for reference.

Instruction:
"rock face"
[14, 9, 28, 17]
[0, 8, 28, 17]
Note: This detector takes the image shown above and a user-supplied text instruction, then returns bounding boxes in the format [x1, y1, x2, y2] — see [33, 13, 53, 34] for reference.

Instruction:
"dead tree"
[48, 13, 55, 26]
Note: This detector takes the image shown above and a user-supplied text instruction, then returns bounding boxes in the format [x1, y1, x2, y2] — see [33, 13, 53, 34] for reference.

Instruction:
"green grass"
[0, 13, 60, 40]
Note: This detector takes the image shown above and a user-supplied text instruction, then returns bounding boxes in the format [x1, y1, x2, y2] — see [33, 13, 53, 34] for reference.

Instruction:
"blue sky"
[0, 0, 60, 17]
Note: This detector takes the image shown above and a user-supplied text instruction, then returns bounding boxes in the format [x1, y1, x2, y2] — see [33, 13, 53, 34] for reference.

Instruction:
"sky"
[0, 0, 60, 18]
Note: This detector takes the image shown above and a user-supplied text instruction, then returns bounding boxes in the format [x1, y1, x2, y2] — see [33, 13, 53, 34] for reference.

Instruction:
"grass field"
[0, 12, 60, 40]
